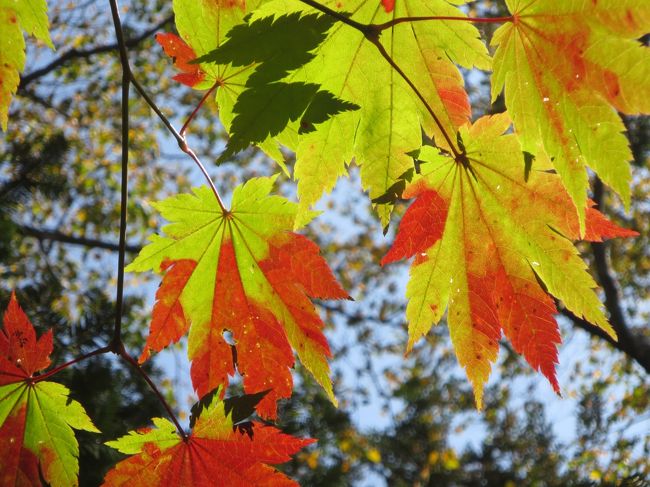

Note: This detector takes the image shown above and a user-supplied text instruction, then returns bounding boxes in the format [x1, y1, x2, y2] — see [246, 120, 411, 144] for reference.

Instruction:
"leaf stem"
[33, 345, 112, 383]
[298, 0, 375, 35]
[180, 82, 220, 136]
[105, 0, 225, 211]
[128, 75, 227, 211]
[374, 15, 513, 31]
[298, 0, 464, 158]
[117, 344, 188, 439]
[368, 37, 461, 159]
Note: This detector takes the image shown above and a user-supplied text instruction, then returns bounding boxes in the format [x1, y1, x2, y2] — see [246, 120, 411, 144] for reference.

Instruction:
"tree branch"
[16, 224, 142, 253]
[18, 15, 173, 91]
[106, 0, 187, 440]
[108, 0, 132, 344]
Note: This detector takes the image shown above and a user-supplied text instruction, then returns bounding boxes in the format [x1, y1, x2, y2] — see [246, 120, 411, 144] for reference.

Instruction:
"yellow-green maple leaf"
[0, 0, 53, 130]
[382, 114, 637, 408]
[249, 0, 490, 225]
[491, 0, 650, 232]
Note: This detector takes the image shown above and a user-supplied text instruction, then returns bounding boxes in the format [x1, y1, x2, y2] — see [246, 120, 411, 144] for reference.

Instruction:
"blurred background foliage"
[1, 0, 648, 485]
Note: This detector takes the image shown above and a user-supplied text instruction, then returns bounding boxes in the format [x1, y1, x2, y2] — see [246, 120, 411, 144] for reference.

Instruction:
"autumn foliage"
[0, 0, 648, 485]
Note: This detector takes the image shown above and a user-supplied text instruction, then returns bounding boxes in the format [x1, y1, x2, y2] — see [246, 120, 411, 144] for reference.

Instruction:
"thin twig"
[180, 82, 220, 136]
[129, 77, 227, 211]
[34, 345, 112, 383]
[108, 0, 131, 343]
[106, 0, 211, 439]
[119, 345, 188, 439]
[298, 0, 374, 34]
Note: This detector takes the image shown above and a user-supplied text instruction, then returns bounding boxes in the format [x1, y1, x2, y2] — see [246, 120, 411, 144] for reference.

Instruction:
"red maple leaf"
[0, 291, 52, 383]
[156, 32, 206, 87]
[0, 293, 98, 486]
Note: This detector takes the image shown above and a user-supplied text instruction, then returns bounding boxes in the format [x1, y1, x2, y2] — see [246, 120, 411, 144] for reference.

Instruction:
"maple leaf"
[491, 0, 650, 231]
[103, 392, 314, 486]
[0, 0, 53, 130]
[193, 12, 360, 162]
[244, 0, 490, 225]
[165, 0, 301, 171]
[0, 293, 99, 487]
[155, 32, 205, 87]
[382, 114, 638, 408]
[126, 176, 348, 418]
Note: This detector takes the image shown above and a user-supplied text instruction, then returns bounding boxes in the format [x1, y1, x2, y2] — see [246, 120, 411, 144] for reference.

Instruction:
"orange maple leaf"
[104, 395, 314, 487]
[156, 32, 206, 87]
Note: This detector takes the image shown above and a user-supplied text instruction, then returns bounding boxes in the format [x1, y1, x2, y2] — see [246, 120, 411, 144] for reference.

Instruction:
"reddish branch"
[180, 82, 220, 136]
[107, 0, 188, 439]
[33, 346, 112, 383]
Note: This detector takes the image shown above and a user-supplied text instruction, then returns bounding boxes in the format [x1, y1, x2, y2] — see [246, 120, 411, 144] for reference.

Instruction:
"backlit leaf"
[382, 114, 638, 408]
[126, 176, 348, 418]
[103, 392, 314, 486]
[491, 0, 650, 231]
[248, 0, 490, 225]
[193, 12, 359, 163]
[0, 293, 99, 487]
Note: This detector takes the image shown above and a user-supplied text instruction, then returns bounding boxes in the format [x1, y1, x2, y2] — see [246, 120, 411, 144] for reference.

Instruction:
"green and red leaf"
[127, 177, 348, 418]
[0, 294, 99, 487]
[383, 114, 638, 408]
[491, 0, 650, 230]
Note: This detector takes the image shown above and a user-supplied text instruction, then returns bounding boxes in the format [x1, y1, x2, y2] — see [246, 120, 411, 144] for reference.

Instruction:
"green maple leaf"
[248, 0, 490, 225]
[0, 293, 99, 487]
[491, 0, 650, 232]
[0, 0, 54, 130]
[193, 12, 360, 162]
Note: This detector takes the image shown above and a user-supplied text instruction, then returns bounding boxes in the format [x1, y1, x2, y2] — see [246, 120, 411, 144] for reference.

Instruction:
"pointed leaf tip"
[156, 32, 206, 87]
[382, 0, 395, 13]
